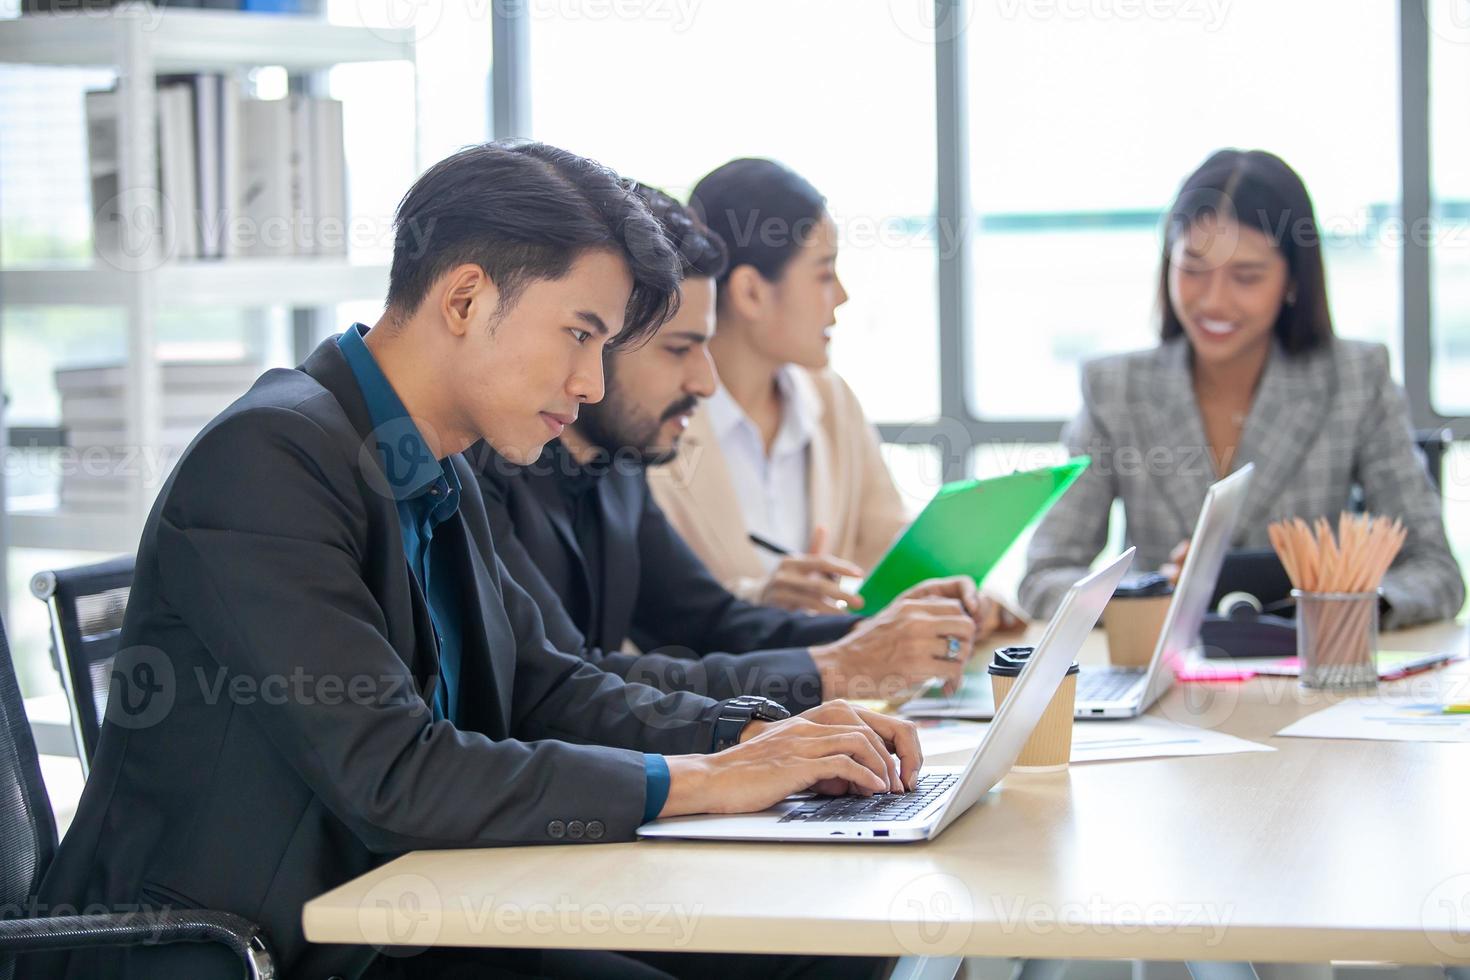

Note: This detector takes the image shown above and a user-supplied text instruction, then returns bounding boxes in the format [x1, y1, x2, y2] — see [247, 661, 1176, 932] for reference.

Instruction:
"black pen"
[747, 532, 792, 558]
[751, 531, 857, 592]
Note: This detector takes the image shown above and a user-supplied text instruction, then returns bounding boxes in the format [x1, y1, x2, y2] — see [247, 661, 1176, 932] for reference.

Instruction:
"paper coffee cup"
[989, 646, 1079, 771]
[1104, 594, 1172, 668]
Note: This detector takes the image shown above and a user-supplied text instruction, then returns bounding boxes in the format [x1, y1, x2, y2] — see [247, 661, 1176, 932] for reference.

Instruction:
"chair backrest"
[1348, 427, 1452, 514]
[29, 556, 135, 773]
[1416, 426, 1451, 493]
[0, 608, 59, 919]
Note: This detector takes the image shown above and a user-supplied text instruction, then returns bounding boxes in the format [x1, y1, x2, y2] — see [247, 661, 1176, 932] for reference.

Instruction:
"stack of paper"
[1277, 698, 1470, 743]
[57, 360, 262, 511]
[917, 715, 1274, 764]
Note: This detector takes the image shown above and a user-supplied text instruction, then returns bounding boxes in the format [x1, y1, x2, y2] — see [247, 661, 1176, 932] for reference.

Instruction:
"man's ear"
[438, 264, 498, 335]
[723, 264, 770, 323]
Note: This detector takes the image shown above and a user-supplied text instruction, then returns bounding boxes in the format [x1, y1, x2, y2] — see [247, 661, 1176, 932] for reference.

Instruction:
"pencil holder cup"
[1293, 589, 1379, 690]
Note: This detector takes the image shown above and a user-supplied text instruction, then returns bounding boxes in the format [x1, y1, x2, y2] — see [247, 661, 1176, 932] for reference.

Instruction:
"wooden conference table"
[303, 621, 1470, 966]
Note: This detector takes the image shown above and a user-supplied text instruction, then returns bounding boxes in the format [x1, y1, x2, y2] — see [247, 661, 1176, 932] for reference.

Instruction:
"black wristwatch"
[711, 695, 791, 752]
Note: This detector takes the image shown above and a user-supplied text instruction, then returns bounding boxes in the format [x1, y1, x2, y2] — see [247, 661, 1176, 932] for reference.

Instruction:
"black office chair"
[29, 556, 134, 774]
[1416, 426, 1452, 493]
[1347, 427, 1453, 513]
[0, 610, 276, 979]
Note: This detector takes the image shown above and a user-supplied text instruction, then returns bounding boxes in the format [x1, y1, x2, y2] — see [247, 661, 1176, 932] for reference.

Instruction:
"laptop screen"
[1139, 464, 1255, 706]
[929, 548, 1136, 838]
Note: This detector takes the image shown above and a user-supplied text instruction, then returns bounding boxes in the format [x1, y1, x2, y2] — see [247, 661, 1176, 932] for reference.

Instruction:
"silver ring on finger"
[935, 635, 963, 662]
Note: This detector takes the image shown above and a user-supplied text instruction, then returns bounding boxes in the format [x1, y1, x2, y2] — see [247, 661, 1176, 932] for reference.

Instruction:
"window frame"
[492, 0, 1465, 485]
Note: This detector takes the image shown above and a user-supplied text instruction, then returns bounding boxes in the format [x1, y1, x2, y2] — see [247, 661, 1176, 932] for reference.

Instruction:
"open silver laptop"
[903, 463, 1254, 722]
[637, 549, 1134, 844]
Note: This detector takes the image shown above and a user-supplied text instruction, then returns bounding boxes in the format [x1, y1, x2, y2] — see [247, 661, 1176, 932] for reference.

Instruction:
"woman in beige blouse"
[647, 159, 910, 614]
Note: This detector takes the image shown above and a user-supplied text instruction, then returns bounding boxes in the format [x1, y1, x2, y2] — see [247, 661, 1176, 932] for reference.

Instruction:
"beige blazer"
[648, 367, 910, 601]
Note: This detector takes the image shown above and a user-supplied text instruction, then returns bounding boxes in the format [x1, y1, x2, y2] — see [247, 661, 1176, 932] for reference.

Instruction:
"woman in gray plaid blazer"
[1020, 150, 1464, 628]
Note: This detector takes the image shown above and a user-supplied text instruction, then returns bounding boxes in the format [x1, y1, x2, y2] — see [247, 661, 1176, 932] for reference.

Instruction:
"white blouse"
[703, 365, 819, 571]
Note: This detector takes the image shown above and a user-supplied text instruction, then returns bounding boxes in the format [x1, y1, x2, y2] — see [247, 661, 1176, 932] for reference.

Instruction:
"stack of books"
[86, 79, 348, 263]
[23, 2, 315, 16]
[56, 360, 263, 511]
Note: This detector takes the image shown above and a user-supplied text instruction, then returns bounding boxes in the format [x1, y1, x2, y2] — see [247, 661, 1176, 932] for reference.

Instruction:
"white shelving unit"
[0, 4, 417, 561]
[1, 258, 398, 309]
[0, 5, 414, 70]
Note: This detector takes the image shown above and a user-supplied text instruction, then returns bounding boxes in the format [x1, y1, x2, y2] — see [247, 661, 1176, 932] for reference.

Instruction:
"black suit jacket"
[27, 339, 723, 980]
[468, 442, 854, 713]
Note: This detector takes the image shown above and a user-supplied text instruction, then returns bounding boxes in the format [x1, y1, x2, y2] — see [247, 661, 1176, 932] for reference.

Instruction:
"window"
[329, 0, 489, 262]
[1430, 0, 1470, 415]
[965, 0, 1401, 421]
[325, 0, 490, 345]
[881, 442, 945, 518]
[529, 0, 941, 423]
[0, 64, 110, 264]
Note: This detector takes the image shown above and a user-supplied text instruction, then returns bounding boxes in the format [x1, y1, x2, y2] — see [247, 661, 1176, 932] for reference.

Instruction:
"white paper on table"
[914, 719, 991, 758]
[1277, 696, 1470, 743]
[916, 715, 1273, 764]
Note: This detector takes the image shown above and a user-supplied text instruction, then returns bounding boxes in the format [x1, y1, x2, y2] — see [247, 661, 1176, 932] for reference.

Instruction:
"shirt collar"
[773, 364, 819, 453]
[705, 365, 819, 456]
[704, 382, 746, 441]
[337, 323, 460, 505]
[543, 438, 607, 500]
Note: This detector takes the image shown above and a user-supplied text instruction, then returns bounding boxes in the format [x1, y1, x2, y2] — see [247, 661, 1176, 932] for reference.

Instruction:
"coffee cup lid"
[1113, 572, 1173, 598]
[988, 645, 1079, 677]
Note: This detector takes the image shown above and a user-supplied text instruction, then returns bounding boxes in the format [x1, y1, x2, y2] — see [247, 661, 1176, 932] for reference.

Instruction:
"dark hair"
[630, 183, 728, 280]
[1160, 149, 1334, 355]
[688, 158, 826, 288]
[386, 140, 681, 349]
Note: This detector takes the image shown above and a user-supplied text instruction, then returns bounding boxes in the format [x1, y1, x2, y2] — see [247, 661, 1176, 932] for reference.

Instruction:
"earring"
[1285, 288, 1298, 307]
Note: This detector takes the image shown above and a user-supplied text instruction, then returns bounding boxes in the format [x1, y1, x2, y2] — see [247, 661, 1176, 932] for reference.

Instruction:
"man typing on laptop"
[27, 144, 922, 980]
[640, 550, 1136, 843]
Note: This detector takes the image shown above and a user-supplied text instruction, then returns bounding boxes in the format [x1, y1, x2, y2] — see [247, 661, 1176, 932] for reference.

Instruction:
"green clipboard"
[855, 456, 1090, 614]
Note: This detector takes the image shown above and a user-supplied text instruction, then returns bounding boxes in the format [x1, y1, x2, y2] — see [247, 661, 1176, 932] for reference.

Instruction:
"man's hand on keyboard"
[658, 701, 923, 818]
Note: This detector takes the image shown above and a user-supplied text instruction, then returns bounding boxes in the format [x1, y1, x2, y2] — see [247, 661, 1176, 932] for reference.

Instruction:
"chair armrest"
[0, 908, 275, 979]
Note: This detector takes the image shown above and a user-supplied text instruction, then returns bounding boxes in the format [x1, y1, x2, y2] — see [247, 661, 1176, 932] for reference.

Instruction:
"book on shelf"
[157, 81, 198, 260]
[59, 470, 152, 512]
[192, 73, 223, 257]
[309, 97, 347, 257]
[85, 78, 348, 262]
[61, 389, 242, 424]
[239, 0, 313, 11]
[240, 95, 294, 258]
[64, 424, 232, 452]
[84, 89, 126, 267]
[23, 1, 309, 12]
[219, 75, 243, 258]
[55, 360, 264, 393]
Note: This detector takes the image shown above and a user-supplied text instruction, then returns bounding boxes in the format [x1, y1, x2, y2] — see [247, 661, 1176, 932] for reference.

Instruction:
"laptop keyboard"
[1077, 668, 1145, 702]
[777, 773, 959, 823]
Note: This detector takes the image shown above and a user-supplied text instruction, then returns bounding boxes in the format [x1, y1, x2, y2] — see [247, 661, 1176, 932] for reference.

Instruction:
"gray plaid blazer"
[1019, 337, 1464, 628]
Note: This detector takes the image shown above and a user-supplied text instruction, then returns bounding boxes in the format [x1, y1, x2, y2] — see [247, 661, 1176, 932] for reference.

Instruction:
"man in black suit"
[472, 186, 1013, 713]
[27, 144, 920, 980]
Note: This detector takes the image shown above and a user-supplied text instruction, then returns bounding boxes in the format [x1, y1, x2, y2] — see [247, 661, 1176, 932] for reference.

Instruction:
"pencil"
[1267, 512, 1405, 686]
